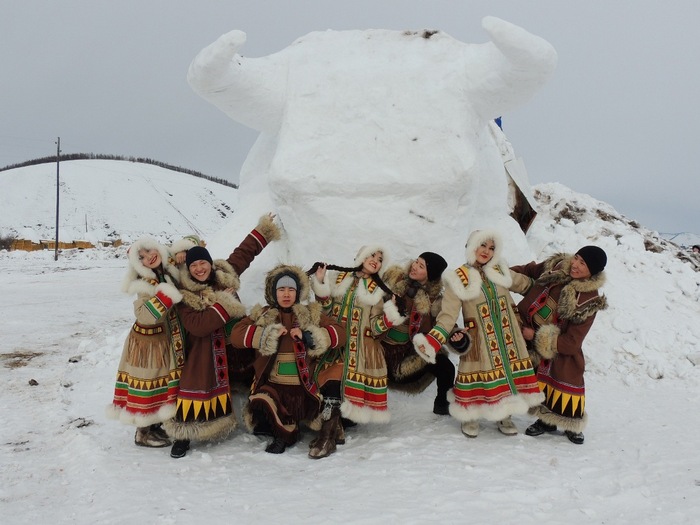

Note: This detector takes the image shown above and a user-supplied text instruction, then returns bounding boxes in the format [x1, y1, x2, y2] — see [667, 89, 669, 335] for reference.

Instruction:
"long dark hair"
[306, 261, 395, 298]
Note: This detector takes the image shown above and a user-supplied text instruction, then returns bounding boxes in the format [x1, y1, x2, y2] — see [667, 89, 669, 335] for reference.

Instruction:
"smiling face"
[569, 254, 592, 279]
[276, 287, 297, 308]
[474, 239, 495, 266]
[138, 248, 162, 270]
[362, 251, 383, 275]
[189, 259, 213, 282]
[409, 257, 428, 284]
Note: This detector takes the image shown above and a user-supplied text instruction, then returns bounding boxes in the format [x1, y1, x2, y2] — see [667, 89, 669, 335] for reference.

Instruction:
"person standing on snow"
[380, 252, 455, 415]
[106, 235, 197, 448]
[414, 230, 542, 438]
[229, 264, 346, 455]
[307, 246, 404, 458]
[511, 245, 608, 445]
[164, 214, 280, 458]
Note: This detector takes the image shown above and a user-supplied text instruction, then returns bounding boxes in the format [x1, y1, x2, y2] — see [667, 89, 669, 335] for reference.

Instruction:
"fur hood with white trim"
[121, 236, 181, 295]
[443, 230, 512, 302]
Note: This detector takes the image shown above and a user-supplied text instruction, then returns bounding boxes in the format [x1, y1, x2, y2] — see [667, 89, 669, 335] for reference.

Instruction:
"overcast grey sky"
[2, 1, 698, 234]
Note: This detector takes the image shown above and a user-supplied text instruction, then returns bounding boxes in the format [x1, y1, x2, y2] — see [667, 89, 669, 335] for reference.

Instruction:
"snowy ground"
[1, 248, 699, 525]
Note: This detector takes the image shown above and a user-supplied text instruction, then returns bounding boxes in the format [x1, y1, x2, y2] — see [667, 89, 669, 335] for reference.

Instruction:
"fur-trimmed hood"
[263, 264, 309, 307]
[310, 244, 388, 305]
[464, 229, 504, 270]
[121, 236, 180, 295]
[439, 229, 513, 302]
[178, 258, 246, 318]
[382, 263, 443, 316]
[353, 244, 388, 272]
[536, 253, 608, 324]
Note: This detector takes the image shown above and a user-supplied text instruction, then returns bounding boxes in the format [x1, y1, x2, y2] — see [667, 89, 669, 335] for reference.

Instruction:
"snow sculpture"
[188, 17, 557, 267]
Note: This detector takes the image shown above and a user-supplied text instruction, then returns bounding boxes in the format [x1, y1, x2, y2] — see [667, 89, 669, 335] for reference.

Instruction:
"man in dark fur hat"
[511, 245, 608, 445]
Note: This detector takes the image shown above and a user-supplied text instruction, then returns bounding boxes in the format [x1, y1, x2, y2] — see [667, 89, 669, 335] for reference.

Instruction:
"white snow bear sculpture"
[188, 17, 557, 265]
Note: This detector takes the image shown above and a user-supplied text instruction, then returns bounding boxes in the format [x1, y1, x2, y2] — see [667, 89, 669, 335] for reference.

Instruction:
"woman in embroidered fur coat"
[381, 252, 455, 415]
[164, 214, 280, 458]
[414, 230, 542, 438]
[106, 235, 196, 448]
[310, 245, 405, 429]
[511, 245, 608, 445]
[230, 264, 346, 455]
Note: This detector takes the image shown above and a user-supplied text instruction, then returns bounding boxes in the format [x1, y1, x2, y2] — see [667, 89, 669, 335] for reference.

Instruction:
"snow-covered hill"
[661, 231, 700, 249]
[1, 167, 700, 523]
[0, 160, 239, 244]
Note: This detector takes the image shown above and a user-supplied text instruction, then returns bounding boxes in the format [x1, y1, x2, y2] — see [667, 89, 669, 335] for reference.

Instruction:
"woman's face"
[189, 259, 213, 282]
[276, 287, 297, 308]
[409, 257, 428, 283]
[362, 251, 383, 275]
[138, 248, 162, 270]
[474, 240, 495, 266]
[569, 254, 592, 279]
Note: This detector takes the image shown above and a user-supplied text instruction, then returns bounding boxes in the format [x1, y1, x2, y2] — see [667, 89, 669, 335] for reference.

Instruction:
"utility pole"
[54, 137, 60, 261]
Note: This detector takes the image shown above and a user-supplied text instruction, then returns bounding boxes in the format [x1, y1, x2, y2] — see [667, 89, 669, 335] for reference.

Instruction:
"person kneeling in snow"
[230, 264, 346, 454]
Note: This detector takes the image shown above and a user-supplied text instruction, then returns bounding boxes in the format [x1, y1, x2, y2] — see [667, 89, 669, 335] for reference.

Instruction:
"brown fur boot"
[309, 398, 341, 459]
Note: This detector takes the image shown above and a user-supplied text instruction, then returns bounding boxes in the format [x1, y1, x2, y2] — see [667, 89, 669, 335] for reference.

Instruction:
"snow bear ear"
[187, 29, 285, 133]
[476, 16, 558, 119]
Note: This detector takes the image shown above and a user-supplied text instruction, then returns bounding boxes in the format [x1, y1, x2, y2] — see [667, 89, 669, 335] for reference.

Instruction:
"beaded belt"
[132, 323, 164, 336]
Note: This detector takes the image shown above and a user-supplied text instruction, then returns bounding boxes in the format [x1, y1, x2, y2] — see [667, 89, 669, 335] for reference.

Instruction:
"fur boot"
[308, 398, 341, 459]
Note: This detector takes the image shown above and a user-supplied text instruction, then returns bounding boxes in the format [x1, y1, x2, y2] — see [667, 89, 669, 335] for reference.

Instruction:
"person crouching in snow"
[414, 230, 543, 438]
[165, 214, 281, 458]
[307, 246, 405, 458]
[230, 264, 346, 454]
[381, 252, 456, 415]
[106, 235, 196, 448]
[511, 245, 608, 445]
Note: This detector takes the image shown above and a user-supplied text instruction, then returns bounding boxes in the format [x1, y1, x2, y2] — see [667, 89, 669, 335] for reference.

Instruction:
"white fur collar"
[331, 271, 384, 306]
[443, 262, 513, 302]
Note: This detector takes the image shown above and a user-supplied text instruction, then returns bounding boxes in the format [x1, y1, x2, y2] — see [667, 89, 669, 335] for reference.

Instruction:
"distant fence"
[9, 239, 122, 251]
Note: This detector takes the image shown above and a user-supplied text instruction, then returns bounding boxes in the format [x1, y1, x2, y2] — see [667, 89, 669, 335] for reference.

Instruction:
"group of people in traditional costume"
[107, 213, 608, 458]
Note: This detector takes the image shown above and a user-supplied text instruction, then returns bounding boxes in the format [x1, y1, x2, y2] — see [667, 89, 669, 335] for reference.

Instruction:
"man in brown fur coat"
[511, 246, 608, 445]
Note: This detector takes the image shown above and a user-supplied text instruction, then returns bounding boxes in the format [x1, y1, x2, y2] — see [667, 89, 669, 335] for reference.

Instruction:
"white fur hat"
[353, 244, 388, 270]
[464, 230, 504, 269]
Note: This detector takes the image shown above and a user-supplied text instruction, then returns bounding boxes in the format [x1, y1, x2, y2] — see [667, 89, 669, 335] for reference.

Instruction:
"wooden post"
[54, 137, 60, 261]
